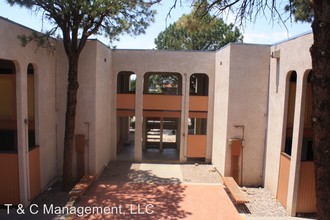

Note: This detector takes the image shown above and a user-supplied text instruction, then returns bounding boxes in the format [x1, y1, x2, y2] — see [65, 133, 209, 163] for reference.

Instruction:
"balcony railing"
[187, 135, 207, 158]
[117, 94, 135, 110]
[0, 153, 19, 204]
[189, 96, 208, 112]
[143, 94, 181, 111]
[277, 152, 290, 208]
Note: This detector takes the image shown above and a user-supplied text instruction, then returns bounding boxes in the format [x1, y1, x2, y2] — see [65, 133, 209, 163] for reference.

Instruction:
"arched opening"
[143, 72, 182, 95]
[27, 63, 36, 150]
[189, 73, 209, 96]
[187, 73, 209, 160]
[117, 71, 136, 94]
[284, 71, 297, 156]
[302, 71, 313, 161]
[0, 59, 17, 152]
[277, 71, 297, 208]
[116, 71, 136, 160]
[0, 59, 20, 205]
[142, 72, 182, 162]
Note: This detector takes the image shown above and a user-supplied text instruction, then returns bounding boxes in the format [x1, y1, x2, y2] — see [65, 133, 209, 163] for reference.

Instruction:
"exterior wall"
[227, 44, 270, 186]
[212, 45, 231, 175]
[0, 17, 316, 215]
[265, 33, 313, 215]
[56, 40, 113, 177]
[212, 44, 270, 186]
[94, 42, 113, 173]
[0, 17, 57, 204]
[111, 50, 215, 162]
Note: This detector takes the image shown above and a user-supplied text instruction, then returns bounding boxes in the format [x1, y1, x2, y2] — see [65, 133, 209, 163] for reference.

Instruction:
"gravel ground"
[179, 163, 288, 217]
[237, 187, 288, 217]
[181, 164, 221, 184]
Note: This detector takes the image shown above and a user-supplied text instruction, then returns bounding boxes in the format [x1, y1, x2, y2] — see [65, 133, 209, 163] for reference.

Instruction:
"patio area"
[74, 161, 241, 220]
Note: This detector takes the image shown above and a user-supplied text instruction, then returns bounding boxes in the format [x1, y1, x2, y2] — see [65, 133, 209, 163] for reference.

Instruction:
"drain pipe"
[234, 125, 245, 185]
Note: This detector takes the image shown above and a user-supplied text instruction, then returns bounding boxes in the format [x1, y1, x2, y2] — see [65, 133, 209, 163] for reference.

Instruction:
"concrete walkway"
[75, 162, 242, 219]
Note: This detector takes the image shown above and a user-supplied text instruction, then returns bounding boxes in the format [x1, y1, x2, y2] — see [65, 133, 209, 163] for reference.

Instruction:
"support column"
[176, 118, 180, 151]
[286, 76, 306, 216]
[134, 73, 143, 162]
[16, 61, 30, 206]
[160, 117, 164, 151]
[142, 117, 146, 150]
[180, 73, 189, 162]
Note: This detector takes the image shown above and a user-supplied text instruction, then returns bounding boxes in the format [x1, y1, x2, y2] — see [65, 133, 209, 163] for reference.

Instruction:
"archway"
[277, 71, 297, 207]
[116, 71, 136, 161]
[284, 71, 297, 156]
[187, 73, 209, 160]
[0, 59, 20, 204]
[142, 72, 182, 162]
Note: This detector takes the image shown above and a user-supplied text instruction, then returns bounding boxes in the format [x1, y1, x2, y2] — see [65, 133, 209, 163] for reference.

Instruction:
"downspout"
[262, 48, 279, 186]
[262, 51, 272, 186]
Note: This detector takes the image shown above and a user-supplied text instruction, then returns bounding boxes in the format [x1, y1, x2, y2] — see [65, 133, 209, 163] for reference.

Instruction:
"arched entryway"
[116, 71, 136, 161]
[277, 70, 316, 215]
[27, 63, 41, 201]
[0, 59, 20, 204]
[142, 72, 182, 162]
[277, 71, 297, 207]
[187, 73, 209, 160]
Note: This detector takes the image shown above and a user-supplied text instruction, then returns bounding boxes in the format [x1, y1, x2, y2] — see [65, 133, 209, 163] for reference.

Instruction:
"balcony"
[117, 94, 135, 110]
[187, 135, 207, 158]
[189, 96, 208, 112]
[143, 94, 182, 111]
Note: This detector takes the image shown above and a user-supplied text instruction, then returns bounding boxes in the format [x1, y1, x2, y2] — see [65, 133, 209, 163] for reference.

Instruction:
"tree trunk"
[62, 54, 80, 191]
[310, 1, 330, 219]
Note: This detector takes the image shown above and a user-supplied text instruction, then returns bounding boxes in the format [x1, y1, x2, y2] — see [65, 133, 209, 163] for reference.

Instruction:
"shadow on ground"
[74, 161, 190, 219]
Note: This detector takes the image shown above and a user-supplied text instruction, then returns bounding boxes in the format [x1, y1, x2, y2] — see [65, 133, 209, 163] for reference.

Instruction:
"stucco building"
[0, 16, 315, 216]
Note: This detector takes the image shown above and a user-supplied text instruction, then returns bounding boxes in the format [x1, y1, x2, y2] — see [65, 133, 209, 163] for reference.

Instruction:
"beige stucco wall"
[0, 17, 57, 202]
[94, 42, 113, 172]
[212, 45, 231, 175]
[228, 44, 270, 186]
[212, 43, 270, 186]
[55, 40, 113, 178]
[265, 33, 313, 198]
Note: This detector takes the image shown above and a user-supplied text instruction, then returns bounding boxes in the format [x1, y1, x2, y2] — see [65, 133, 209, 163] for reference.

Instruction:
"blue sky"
[0, 0, 312, 49]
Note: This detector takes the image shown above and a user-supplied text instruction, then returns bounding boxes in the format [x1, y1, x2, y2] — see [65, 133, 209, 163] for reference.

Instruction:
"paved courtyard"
[0, 161, 315, 220]
[74, 161, 241, 220]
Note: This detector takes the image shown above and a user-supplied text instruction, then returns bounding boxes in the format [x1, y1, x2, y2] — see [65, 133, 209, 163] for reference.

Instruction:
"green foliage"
[284, 0, 313, 23]
[6, 0, 158, 189]
[130, 78, 136, 92]
[154, 2, 243, 51]
[147, 74, 179, 93]
[17, 31, 56, 52]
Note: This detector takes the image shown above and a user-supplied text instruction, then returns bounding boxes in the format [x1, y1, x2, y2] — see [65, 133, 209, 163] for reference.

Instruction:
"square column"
[180, 73, 189, 163]
[16, 62, 30, 206]
[134, 74, 143, 162]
